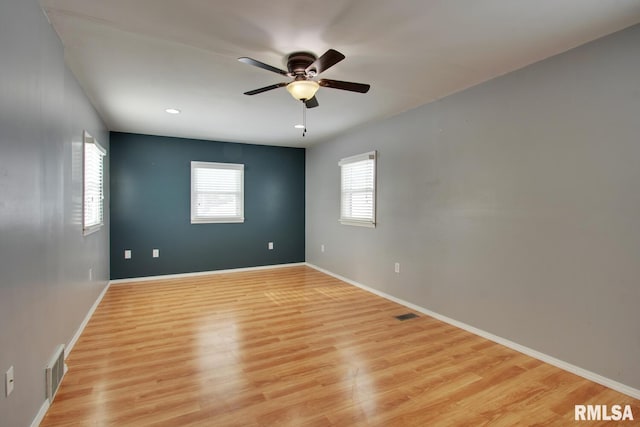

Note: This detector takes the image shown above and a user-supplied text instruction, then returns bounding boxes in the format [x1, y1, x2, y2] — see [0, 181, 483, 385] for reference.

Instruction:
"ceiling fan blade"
[319, 79, 370, 93]
[304, 96, 319, 108]
[243, 82, 287, 95]
[306, 49, 345, 75]
[238, 57, 289, 76]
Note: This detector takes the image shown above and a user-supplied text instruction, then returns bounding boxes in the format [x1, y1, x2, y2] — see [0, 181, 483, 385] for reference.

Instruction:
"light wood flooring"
[41, 266, 639, 426]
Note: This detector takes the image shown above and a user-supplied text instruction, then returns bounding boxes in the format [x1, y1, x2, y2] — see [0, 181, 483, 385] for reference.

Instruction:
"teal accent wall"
[110, 132, 305, 279]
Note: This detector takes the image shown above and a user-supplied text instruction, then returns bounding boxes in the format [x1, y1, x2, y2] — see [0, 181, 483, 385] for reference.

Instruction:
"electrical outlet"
[152, 249, 159, 258]
[5, 366, 14, 397]
[394, 262, 400, 274]
[124, 250, 131, 259]
[89, 268, 93, 281]
[268, 242, 274, 250]
[321, 244, 325, 253]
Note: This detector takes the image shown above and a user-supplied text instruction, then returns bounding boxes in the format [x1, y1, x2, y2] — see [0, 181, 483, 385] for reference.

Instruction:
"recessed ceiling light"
[294, 124, 305, 129]
[165, 108, 181, 114]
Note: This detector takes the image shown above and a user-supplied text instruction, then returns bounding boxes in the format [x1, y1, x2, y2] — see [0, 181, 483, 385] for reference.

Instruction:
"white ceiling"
[41, 0, 640, 147]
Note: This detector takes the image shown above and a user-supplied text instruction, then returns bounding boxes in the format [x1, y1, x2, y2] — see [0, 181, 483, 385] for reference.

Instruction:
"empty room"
[1, 1, 640, 426]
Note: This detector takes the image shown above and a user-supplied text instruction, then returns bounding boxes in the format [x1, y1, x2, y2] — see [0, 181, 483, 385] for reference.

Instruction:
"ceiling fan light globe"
[286, 80, 319, 101]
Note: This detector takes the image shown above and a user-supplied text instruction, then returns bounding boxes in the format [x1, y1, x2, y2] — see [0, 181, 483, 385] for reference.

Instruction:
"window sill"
[83, 224, 103, 236]
[191, 218, 245, 224]
[339, 219, 376, 228]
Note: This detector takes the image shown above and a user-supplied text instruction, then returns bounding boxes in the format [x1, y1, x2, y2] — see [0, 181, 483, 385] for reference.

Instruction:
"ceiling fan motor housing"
[287, 52, 317, 77]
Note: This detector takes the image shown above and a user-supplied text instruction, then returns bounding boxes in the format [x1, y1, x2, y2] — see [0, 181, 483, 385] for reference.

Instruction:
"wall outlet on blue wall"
[268, 242, 274, 250]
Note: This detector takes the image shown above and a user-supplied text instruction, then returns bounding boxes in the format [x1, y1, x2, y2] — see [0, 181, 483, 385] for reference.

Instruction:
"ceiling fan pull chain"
[302, 101, 307, 137]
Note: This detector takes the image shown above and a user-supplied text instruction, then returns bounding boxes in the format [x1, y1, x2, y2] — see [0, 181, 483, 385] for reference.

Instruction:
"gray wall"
[307, 24, 640, 390]
[0, 1, 109, 426]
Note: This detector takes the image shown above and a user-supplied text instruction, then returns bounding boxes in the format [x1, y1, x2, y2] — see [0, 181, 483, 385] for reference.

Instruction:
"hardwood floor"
[41, 266, 638, 426]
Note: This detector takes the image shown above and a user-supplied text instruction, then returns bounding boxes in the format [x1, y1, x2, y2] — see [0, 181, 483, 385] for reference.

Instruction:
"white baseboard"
[32, 280, 110, 427]
[306, 263, 640, 400]
[109, 262, 307, 285]
[30, 399, 50, 427]
[66, 280, 111, 357]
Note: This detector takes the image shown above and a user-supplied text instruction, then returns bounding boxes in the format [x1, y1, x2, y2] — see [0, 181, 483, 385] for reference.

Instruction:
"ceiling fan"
[238, 49, 370, 108]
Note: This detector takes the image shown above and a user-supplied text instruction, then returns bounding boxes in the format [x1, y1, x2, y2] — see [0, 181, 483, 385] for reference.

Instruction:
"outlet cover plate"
[6, 366, 14, 397]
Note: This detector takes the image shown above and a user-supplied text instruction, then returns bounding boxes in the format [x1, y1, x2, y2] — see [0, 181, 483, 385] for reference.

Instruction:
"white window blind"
[339, 151, 376, 227]
[83, 131, 106, 236]
[191, 161, 244, 224]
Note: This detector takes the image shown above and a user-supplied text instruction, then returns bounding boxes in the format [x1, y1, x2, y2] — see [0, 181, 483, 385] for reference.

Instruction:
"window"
[191, 161, 244, 224]
[339, 151, 376, 227]
[83, 131, 106, 236]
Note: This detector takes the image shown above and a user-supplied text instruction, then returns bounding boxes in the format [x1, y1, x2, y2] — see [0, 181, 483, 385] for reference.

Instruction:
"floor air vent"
[395, 313, 419, 321]
[46, 344, 66, 403]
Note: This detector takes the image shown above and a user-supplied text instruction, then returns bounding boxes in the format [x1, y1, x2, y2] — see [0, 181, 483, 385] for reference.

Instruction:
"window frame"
[339, 150, 377, 228]
[190, 161, 245, 224]
[82, 131, 106, 236]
